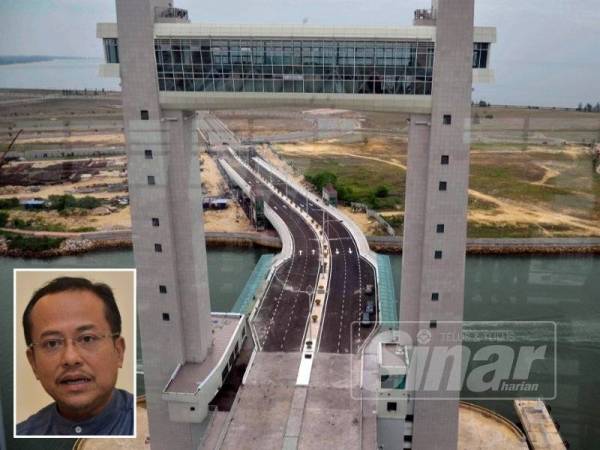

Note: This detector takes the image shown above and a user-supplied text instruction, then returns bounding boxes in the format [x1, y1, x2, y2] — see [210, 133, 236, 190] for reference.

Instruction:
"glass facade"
[154, 38, 435, 95]
[103, 38, 119, 64]
[103, 37, 490, 92]
[473, 42, 489, 69]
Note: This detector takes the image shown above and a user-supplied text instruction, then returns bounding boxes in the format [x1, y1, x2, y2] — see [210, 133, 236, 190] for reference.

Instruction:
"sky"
[1, 0, 599, 107]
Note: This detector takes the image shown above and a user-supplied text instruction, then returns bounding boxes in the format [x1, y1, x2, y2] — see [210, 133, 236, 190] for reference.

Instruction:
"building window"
[439, 181, 447, 191]
[434, 250, 442, 259]
[436, 224, 445, 233]
[162, 313, 170, 321]
[141, 110, 149, 120]
[145, 149, 153, 159]
[154, 38, 436, 96]
[473, 42, 489, 68]
[431, 292, 439, 301]
[441, 155, 449, 165]
[103, 38, 119, 64]
[159, 285, 167, 294]
[152, 217, 160, 227]
[443, 114, 452, 125]
[387, 402, 397, 412]
[190, 407, 195, 411]
[404, 435, 413, 443]
[430, 320, 437, 328]
[405, 414, 414, 422]
[154, 243, 163, 253]
[147, 175, 155, 185]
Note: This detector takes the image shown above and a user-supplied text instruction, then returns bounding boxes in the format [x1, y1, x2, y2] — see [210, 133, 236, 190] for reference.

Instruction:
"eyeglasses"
[28, 333, 120, 356]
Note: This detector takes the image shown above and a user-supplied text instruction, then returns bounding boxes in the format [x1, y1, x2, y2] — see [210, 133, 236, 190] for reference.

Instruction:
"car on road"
[365, 284, 374, 295]
[360, 311, 371, 327]
[365, 301, 375, 314]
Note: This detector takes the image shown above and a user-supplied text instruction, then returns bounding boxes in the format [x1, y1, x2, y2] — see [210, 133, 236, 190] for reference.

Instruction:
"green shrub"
[0, 197, 20, 209]
[48, 195, 101, 210]
[6, 234, 64, 251]
[305, 171, 337, 192]
[77, 196, 102, 209]
[0, 211, 8, 227]
[12, 218, 31, 229]
[374, 185, 390, 198]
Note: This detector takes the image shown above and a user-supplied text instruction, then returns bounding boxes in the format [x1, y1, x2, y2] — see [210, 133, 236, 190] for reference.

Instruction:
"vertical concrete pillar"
[400, 0, 474, 448]
[116, 0, 212, 448]
[399, 115, 431, 341]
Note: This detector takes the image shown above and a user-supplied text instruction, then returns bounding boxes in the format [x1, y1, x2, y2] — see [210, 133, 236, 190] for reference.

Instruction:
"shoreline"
[1, 229, 599, 259]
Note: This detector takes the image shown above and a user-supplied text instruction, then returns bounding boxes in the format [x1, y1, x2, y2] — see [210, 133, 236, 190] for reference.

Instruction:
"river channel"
[1, 249, 598, 449]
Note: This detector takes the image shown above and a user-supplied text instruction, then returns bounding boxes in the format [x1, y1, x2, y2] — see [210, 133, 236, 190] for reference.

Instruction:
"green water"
[1, 250, 598, 449]
[389, 254, 600, 449]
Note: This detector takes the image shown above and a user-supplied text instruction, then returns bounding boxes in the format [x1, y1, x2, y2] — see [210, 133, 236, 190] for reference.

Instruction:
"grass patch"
[284, 154, 405, 210]
[467, 222, 543, 238]
[470, 164, 574, 203]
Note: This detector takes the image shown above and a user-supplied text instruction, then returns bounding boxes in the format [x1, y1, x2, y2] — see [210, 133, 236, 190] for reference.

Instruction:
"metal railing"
[414, 8, 435, 21]
[155, 6, 188, 20]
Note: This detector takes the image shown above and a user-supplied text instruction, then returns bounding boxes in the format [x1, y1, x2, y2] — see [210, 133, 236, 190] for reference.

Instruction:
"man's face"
[26, 290, 125, 421]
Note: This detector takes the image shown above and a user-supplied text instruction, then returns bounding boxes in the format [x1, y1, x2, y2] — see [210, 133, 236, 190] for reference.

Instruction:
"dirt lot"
[0, 151, 253, 233]
[263, 107, 600, 238]
[2, 97, 599, 238]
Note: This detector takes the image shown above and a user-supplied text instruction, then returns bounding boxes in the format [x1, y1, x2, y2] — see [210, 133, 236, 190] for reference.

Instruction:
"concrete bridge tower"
[116, 0, 213, 448]
[400, 0, 475, 448]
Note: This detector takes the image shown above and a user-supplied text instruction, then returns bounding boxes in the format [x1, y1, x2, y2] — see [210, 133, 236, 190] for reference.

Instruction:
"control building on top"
[99, 0, 495, 448]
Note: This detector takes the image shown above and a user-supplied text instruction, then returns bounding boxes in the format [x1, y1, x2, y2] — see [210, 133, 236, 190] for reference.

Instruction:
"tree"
[585, 103, 593, 112]
[374, 185, 390, 198]
[577, 103, 583, 111]
[77, 196, 102, 209]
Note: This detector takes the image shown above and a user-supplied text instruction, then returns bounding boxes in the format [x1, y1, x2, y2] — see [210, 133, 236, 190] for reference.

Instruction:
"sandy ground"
[274, 141, 600, 237]
[1, 149, 254, 233]
[200, 153, 226, 196]
[256, 144, 305, 184]
[339, 206, 383, 235]
[18, 133, 124, 146]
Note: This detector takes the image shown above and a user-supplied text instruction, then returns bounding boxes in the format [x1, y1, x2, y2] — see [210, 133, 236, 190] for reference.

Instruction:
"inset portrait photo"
[13, 269, 136, 438]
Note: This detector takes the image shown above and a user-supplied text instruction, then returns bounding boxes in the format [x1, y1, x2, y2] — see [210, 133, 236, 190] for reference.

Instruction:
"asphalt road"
[224, 155, 320, 352]
[252, 160, 377, 354]
[201, 115, 377, 354]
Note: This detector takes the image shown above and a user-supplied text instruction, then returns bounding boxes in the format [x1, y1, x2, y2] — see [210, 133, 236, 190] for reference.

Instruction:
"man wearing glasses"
[17, 277, 133, 436]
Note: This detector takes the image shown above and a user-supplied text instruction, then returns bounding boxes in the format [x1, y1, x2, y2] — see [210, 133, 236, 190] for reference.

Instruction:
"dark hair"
[23, 276, 122, 346]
